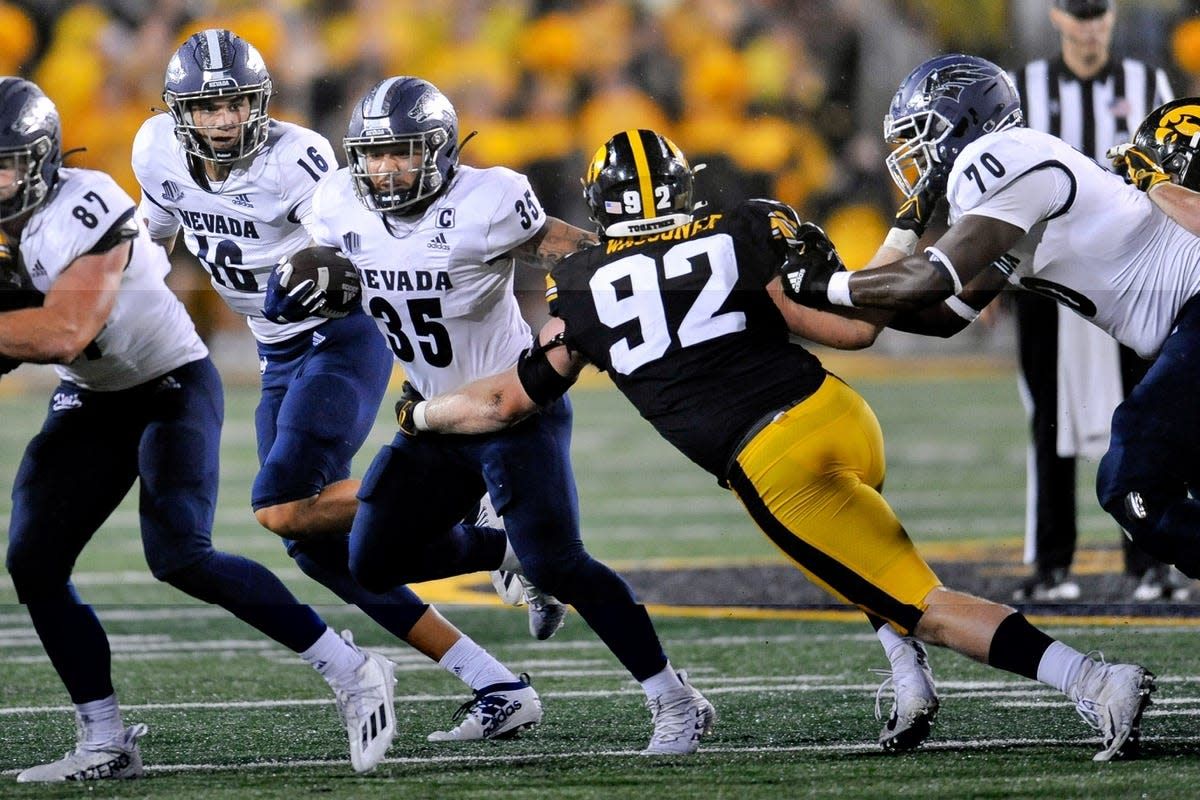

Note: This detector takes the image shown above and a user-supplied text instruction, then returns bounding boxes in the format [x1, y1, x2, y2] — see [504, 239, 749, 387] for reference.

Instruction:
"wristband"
[924, 246, 963, 294]
[412, 401, 430, 431]
[827, 271, 854, 307]
[944, 295, 980, 322]
[883, 227, 920, 256]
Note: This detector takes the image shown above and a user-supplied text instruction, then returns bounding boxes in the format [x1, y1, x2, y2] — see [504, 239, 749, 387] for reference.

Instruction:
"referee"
[1009, 0, 1182, 602]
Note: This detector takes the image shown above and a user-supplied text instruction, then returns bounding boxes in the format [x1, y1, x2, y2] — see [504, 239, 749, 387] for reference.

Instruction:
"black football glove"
[778, 222, 846, 308]
[1108, 143, 1171, 193]
[264, 258, 328, 323]
[394, 381, 425, 437]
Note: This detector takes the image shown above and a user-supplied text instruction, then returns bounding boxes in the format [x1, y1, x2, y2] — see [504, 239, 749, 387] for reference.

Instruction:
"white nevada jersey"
[308, 165, 546, 398]
[947, 126, 1200, 358]
[132, 114, 336, 343]
[16, 168, 207, 391]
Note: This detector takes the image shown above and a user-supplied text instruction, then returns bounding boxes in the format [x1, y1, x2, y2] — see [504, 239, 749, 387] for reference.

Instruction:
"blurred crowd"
[4, 0, 1199, 341]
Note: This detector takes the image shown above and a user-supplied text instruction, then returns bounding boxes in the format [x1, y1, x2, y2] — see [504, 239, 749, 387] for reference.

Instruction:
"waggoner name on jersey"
[605, 214, 723, 254]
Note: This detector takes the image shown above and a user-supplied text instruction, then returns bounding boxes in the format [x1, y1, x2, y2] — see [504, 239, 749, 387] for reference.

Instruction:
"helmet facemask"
[345, 127, 453, 215]
[165, 85, 271, 164]
[884, 110, 953, 196]
[0, 135, 54, 222]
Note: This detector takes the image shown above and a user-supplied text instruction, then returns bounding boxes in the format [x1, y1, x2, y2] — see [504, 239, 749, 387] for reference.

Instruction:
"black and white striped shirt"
[1012, 57, 1173, 165]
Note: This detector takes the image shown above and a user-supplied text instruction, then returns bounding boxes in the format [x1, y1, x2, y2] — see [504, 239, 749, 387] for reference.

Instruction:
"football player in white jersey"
[781, 53, 1200, 586]
[299, 75, 715, 753]
[0, 78, 402, 781]
[133, 30, 544, 742]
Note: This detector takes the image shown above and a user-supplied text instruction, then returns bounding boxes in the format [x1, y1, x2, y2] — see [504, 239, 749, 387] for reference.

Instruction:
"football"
[283, 245, 361, 319]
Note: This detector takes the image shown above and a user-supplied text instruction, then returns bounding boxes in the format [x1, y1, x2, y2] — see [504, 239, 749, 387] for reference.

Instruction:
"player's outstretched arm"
[506, 217, 598, 271]
[414, 318, 586, 435]
[768, 276, 889, 350]
[0, 241, 128, 363]
[829, 215, 1024, 313]
[1140, 181, 1200, 237]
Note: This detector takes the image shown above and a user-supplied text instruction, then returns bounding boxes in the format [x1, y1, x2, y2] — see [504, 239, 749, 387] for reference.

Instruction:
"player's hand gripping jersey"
[309, 164, 546, 398]
[947, 126, 1200, 358]
[132, 115, 337, 343]
[14, 168, 206, 390]
[549, 200, 826, 478]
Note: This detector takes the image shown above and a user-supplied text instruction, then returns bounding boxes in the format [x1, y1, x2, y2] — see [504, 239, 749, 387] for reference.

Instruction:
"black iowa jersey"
[550, 201, 826, 478]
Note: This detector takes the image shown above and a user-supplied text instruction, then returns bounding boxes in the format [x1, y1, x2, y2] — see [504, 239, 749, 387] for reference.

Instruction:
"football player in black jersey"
[401, 128, 1155, 761]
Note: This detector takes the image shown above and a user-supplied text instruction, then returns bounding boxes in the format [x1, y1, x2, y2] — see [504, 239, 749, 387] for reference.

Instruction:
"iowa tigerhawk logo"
[1154, 105, 1200, 146]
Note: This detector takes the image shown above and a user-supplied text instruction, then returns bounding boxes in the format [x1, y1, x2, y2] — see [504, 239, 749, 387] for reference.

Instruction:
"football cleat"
[332, 631, 397, 773]
[427, 674, 542, 741]
[641, 671, 716, 755]
[17, 723, 147, 783]
[1132, 565, 1192, 602]
[1069, 655, 1155, 762]
[480, 497, 568, 640]
[874, 637, 939, 752]
[1012, 567, 1081, 601]
[491, 569, 568, 640]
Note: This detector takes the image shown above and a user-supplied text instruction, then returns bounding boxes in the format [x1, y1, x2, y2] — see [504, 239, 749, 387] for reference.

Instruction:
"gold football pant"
[726, 375, 941, 633]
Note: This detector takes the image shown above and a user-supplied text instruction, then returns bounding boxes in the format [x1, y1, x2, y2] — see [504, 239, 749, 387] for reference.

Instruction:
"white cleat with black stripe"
[333, 632, 397, 773]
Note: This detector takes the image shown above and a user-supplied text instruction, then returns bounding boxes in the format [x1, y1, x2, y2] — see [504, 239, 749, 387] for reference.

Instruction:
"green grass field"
[1, 361, 1197, 798]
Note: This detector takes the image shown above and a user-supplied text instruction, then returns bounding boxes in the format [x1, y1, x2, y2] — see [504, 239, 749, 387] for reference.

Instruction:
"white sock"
[301, 627, 366, 687]
[1036, 640, 1091, 697]
[640, 662, 684, 699]
[76, 694, 123, 749]
[875, 624, 906, 661]
[439, 635, 518, 691]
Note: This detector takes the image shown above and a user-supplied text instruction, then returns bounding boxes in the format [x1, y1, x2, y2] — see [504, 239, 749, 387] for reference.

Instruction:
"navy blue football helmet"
[1132, 97, 1200, 191]
[0, 78, 62, 222]
[344, 77, 459, 215]
[884, 54, 1023, 195]
[162, 29, 272, 163]
[583, 129, 695, 238]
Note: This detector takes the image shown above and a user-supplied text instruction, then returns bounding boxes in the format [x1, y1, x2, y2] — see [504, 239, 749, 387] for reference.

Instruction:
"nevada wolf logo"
[911, 64, 996, 109]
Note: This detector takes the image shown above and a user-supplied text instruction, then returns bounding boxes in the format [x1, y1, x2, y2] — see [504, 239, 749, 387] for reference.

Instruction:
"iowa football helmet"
[162, 29, 273, 163]
[0, 78, 62, 222]
[1132, 98, 1200, 190]
[884, 54, 1023, 196]
[583, 129, 695, 238]
[344, 76, 460, 216]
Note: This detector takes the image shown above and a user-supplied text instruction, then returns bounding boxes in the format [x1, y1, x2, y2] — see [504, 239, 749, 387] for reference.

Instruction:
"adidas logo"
[312, 331, 326, 347]
[359, 701, 388, 749]
[230, 193, 254, 209]
[427, 233, 450, 251]
[482, 697, 523, 737]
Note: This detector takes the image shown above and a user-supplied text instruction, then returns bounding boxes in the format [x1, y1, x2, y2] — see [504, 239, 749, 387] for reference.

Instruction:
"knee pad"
[520, 545, 596, 604]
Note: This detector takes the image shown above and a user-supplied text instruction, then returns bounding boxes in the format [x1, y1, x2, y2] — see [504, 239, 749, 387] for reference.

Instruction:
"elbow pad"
[516, 334, 573, 406]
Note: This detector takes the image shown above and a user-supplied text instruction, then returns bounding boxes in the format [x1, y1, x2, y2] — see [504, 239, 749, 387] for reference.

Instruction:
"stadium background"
[0, 0, 1195, 364]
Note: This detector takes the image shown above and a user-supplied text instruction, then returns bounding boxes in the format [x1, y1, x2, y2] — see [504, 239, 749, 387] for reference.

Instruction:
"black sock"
[986, 612, 1055, 681]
